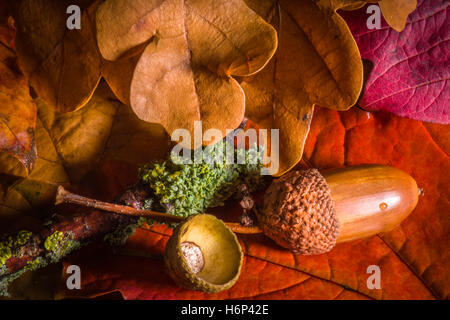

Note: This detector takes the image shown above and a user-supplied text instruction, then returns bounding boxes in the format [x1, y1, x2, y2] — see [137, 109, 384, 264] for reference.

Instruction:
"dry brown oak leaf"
[10, 0, 102, 113]
[378, 0, 418, 32]
[0, 23, 37, 176]
[241, 0, 363, 176]
[0, 83, 169, 226]
[341, 1, 417, 32]
[96, 0, 278, 149]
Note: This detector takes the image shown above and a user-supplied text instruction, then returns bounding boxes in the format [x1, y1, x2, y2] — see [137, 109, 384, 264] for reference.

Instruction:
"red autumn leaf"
[59, 106, 449, 300]
[341, 0, 449, 123]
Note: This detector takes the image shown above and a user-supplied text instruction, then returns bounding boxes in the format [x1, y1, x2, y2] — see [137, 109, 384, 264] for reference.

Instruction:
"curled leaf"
[96, 0, 278, 147]
[242, 0, 363, 175]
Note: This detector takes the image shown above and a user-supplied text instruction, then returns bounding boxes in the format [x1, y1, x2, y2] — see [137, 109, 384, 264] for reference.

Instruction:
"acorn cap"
[164, 214, 243, 293]
[258, 169, 340, 255]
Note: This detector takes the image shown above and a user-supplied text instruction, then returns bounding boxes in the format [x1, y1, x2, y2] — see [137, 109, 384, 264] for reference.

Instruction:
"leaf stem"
[55, 186, 263, 235]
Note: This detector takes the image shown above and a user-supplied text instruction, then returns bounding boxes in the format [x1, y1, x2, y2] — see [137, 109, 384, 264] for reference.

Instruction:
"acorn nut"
[258, 166, 419, 255]
[164, 214, 243, 293]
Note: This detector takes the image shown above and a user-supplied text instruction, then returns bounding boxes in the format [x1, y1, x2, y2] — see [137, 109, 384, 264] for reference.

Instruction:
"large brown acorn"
[258, 165, 420, 254]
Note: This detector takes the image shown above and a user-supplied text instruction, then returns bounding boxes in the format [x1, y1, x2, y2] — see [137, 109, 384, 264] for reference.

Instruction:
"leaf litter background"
[0, 0, 449, 299]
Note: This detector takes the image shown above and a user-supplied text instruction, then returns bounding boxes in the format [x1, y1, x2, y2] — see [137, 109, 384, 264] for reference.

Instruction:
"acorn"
[164, 214, 243, 293]
[258, 165, 419, 254]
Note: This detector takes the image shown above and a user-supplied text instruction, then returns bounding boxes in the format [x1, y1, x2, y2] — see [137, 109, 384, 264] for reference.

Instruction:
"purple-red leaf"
[341, 0, 449, 123]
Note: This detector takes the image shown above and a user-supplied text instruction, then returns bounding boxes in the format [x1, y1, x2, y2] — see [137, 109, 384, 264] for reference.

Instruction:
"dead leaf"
[341, 0, 367, 10]
[10, 0, 102, 113]
[339, 0, 417, 32]
[241, 0, 363, 176]
[96, 0, 278, 148]
[0, 28, 36, 175]
[379, 0, 417, 32]
[0, 2, 14, 48]
[0, 83, 169, 222]
[101, 54, 142, 106]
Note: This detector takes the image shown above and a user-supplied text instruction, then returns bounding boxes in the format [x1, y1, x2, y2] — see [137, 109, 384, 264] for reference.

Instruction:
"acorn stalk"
[55, 165, 420, 254]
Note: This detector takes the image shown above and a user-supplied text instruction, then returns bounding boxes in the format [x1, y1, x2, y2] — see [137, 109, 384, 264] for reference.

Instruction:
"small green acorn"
[164, 214, 243, 293]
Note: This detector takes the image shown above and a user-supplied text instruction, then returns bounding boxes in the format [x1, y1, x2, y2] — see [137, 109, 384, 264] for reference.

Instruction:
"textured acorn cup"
[258, 166, 419, 255]
[164, 214, 243, 293]
[259, 169, 339, 255]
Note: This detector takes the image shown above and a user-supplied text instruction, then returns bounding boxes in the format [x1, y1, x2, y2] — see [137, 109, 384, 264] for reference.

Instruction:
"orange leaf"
[379, 0, 417, 32]
[96, 0, 277, 148]
[241, 0, 363, 176]
[59, 106, 449, 299]
[0, 22, 36, 176]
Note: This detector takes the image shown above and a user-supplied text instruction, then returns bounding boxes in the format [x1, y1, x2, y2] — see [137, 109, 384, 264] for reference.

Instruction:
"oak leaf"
[379, 0, 417, 32]
[96, 0, 278, 148]
[341, 0, 418, 32]
[241, 0, 363, 176]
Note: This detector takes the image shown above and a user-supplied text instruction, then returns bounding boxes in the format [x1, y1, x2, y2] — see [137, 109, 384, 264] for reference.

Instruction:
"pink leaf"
[341, 0, 449, 123]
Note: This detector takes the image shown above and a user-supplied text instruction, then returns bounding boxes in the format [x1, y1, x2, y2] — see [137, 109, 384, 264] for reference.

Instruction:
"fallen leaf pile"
[1, 0, 430, 176]
[0, 0, 448, 299]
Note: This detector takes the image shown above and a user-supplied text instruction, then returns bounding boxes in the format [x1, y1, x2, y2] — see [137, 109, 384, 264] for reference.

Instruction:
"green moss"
[44, 231, 80, 263]
[0, 230, 32, 266]
[103, 216, 158, 246]
[0, 257, 47, 297]
[104, 223, 139, 246]
[44, 231, 64, 252]
[139, 141, 265, 218]
[26, 257, 47, 270]
[0, 245, 11, 266]
[0, 264, 7, 277]
[0, 230, 78, 297]
[16, 230, 32, 246]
